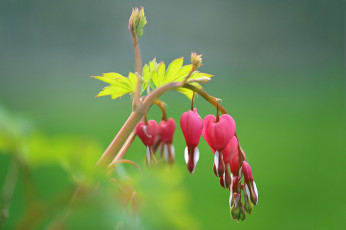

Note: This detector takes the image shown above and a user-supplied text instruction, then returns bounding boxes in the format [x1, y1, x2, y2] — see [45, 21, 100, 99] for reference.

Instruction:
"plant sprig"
[93, 56, 213, 100]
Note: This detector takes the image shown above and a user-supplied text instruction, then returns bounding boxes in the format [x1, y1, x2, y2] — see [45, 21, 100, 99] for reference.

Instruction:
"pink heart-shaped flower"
[159, 118, 176, 144]
[180, 108, 202, 149]
[203, 114, 236, 151]
[136, 120, 159, 146]
[223, 136, 238, 164]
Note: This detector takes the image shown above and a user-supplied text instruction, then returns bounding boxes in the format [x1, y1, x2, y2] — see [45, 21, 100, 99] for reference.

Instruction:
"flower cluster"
[136, 117, 176, 165]
[180, 108, 258, 221]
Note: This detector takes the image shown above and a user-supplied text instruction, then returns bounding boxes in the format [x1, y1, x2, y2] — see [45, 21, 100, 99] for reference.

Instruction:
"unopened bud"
[191, 52, 202, 68]
[129, 7, 147, 40]
[219, 166, 231, 189]
[231, 175, 240, 192]
[242, 161, 253, 182]
[243, 184, 253, 214]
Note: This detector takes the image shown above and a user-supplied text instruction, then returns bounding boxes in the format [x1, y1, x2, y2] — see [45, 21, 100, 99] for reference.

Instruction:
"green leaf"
[156, 62, 166, 87]
[93, 72, 136, 99]
[164, 57, 184, 83]
[189, 72, 214, 80]
[151, 68, 160, 89]
[142, 58, 158, 90]
[176, 82, 202, 100]
[173, 64, 193, 82]
[128, 72, 137, 88]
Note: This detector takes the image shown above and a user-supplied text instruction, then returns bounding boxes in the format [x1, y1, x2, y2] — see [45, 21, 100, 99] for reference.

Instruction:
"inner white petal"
[171, 145, 175, 157]
[222, 172, 227, 188]
[245, 184, 250, 200]
[142, 126, 152, 138]
[229, 192, 233, 208]
[193, 147, 200, 170]
[253, 181, 258, 203]
[163, 144, 169, 161]
[184, 147, 189, 164]
[214, 151, 219, 177]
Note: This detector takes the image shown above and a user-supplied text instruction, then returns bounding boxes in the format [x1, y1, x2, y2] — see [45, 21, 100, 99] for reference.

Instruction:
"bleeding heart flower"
[180, 108, 202, 174]
[229, 150, 240, 176]
[223, 137, 238, 164]
[242, 161, 258, 205]
[159, 118, 176, 164]
[203, 114, 236, 177]
[159, 118, 175, 144]
[136, 120, 159, 166]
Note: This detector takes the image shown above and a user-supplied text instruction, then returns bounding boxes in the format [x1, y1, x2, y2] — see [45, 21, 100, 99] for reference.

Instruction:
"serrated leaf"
[151, 69, 159, 89]
[171, 64, 193, 82]
[93, 72, 136, 99]
[189, 72, 214, 80]
[176, 88, 194, 100]
[149, 58, 157, 72]
[128, 72, 138, 90]
[96, 86, 129, 99]
[156, 62, 166, 87]
[164, 57, 184, 83]
[176, 82, 202, 100]
[142, 64, 150, 83]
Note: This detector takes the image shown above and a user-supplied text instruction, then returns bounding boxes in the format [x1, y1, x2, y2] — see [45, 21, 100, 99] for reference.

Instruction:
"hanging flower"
[242, 161, 258, 205]
[203, 114, 236, 177]
[180, 108, 203, 174]
[159, 118, 176, 164]
[135, 120, 159, 165]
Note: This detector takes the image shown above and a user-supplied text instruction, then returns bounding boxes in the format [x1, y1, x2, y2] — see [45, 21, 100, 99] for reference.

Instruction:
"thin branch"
[110, 159, 141, 172]
[181, 66, 197, 85]
[134, 43, 142, 75]
[153, 100, 167, 120]
[109, 131, 136, 167]
[182, 84, 228, 114]
[132, 46, 142, 111]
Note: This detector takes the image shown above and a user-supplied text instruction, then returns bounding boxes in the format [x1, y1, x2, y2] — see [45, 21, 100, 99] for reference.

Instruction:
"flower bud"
[242, 161, 253, 182]
[242, 183, 253, 214]
[242, 161, 258, 205]
[191, 52, 202, 68]
[219, 165, 231, 189]
[129, 7, 147, 39]
[229, 193, 246, 222]
[180, 108, 202, 173]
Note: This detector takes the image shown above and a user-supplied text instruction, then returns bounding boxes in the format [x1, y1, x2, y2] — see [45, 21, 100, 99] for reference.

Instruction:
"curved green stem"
[154, 100, 167, 121]
[182, 84, 228, 114]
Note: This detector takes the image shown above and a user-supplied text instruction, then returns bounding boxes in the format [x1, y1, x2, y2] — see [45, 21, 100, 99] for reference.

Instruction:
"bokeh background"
[0, 0, 345, 229]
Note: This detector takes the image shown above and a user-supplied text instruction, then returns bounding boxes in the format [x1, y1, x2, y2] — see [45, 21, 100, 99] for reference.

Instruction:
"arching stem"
[98, 82, 228, 169]
[191, 92, 195, 110]
[154, 100, 167, 121]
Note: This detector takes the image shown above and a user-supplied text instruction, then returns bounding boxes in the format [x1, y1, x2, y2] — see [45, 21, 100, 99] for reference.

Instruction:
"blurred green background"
[0, 0, 345, 229]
